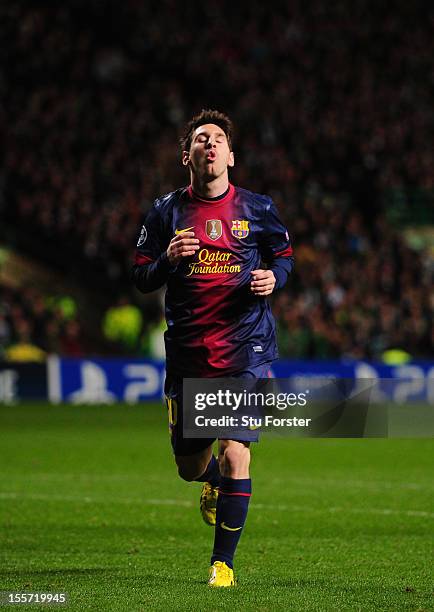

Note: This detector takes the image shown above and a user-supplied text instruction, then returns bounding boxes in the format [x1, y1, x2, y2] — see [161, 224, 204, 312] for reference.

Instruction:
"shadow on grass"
[0, 568, 206, 587]
[238, 574, 423, 602]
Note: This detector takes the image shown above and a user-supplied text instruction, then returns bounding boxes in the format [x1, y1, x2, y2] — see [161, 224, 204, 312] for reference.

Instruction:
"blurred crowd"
[0, 285, 85, 360]
[274, 205, 433, 359]
[2, 1, 433, 359]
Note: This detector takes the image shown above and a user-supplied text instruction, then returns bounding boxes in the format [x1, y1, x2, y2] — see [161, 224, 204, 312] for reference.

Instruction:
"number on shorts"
[166, 397, 177, 427]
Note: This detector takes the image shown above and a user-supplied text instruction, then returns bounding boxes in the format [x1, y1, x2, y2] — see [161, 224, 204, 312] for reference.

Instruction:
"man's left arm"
[251, 198, 294, 296]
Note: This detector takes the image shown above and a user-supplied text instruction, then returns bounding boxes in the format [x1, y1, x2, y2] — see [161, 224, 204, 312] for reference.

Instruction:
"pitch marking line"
[0, 473, 432, 491]
[0, 491, 432, 518]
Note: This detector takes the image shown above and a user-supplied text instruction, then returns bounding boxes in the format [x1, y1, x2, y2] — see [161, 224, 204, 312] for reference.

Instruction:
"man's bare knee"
[177, 463, 201, 481]
[219, 441, 250, 478]
[175, 448, 212, 481]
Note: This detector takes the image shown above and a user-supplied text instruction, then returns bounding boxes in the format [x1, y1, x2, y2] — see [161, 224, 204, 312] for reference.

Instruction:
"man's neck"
[190, 174, 229, 199]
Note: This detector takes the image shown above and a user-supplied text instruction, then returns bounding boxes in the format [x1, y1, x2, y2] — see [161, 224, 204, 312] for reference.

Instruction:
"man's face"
[182, 123, 234, 181]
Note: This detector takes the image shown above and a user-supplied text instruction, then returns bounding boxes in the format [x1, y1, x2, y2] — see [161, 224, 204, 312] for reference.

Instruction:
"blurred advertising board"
[0, 363, 47, 402]
[0, 358, 433, 404]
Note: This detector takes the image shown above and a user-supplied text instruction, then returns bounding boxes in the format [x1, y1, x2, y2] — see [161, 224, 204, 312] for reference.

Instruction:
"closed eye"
[194, 133, 227, 144]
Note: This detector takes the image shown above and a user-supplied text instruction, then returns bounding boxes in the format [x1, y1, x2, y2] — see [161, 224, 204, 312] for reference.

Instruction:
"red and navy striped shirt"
[131, 183, 293, 377]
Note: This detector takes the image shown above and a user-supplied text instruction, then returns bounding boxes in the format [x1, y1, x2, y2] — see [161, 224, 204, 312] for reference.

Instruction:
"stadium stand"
[1, 1, 433, 359]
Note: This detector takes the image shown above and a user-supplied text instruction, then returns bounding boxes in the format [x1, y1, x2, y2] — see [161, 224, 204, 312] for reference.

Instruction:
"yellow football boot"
[200, 482, 218, 526]
[207, 561, 235, 587]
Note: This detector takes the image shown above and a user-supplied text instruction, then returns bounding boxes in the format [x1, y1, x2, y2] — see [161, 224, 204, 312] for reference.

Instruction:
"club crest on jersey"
[206, 219, 222, 241]
[231, 219, 250, 239]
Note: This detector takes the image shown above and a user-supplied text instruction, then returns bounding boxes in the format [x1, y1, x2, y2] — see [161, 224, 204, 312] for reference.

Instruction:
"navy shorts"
[164, 362, 273, 456]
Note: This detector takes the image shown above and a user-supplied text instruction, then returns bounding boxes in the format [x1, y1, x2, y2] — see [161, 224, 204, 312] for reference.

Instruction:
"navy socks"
[211, 476, 252, 569]
[194, 455, 221, 488]
[194, 460, 252, 569]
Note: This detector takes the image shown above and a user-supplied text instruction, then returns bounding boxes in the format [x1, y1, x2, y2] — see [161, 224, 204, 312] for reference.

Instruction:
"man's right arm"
[131, 204, 199, 294]
[130, 203, 170, 293]
[131, 251, 175, 293]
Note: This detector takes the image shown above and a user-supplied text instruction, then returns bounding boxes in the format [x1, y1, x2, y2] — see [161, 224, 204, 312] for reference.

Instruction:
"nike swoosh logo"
[221, 522, 242, 532]
[175, 226, 194, 235]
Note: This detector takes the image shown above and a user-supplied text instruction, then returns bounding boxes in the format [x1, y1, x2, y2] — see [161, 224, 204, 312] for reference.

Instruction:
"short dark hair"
[180, 109, 234, 151]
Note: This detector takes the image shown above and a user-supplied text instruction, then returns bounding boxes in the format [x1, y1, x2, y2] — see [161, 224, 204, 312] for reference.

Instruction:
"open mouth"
[206, 152, 217, 162]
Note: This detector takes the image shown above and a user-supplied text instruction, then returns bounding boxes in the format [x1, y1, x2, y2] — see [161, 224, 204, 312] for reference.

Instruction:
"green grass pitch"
[0, 403, 433, 611]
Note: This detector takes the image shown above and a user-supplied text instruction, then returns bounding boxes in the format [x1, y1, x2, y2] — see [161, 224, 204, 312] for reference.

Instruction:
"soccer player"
[131, 110, 293, 587]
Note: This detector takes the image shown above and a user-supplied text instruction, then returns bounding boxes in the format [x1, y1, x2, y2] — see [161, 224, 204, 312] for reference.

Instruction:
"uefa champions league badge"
[231, 220, 250, 239]
[137, 225, 147, 246]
